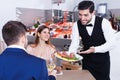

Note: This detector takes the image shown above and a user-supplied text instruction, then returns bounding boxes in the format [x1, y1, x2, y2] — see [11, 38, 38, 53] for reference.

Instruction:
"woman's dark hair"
[2, 21, 27, 46]
[78, 1, 94, 13]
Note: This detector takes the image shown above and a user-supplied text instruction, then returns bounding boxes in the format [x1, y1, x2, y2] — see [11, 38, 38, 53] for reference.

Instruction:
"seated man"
[0, 21, 56, 80]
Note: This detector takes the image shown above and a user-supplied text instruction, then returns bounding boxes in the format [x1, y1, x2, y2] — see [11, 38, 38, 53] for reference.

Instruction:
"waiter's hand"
[79, 46, 95, 54]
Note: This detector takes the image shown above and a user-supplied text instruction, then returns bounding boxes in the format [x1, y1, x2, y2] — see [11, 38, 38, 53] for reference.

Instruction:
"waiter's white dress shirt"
[68, 15, 116, 53]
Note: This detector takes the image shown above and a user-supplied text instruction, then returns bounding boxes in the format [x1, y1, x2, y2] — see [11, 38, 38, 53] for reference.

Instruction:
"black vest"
[77, 16, 106, 51]
[77, 16, 110, 80]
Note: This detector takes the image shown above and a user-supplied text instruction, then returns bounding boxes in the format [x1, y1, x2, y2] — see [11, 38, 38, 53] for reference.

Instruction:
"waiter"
[68, 1, 116, 80]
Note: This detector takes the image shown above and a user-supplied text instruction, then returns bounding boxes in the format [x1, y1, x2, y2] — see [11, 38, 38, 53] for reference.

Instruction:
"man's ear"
[92, 11, 95, 15]
[21, 35, 26, 44]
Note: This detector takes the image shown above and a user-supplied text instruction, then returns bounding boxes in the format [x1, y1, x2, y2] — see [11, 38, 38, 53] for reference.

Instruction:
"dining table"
[57, 70, 96, 80]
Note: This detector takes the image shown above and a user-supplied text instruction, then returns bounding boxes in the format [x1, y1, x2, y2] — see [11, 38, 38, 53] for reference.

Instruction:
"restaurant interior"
[0, 0, 120, 80]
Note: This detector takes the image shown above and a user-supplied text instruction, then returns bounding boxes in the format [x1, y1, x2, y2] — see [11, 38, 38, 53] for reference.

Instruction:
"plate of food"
[54, 51, 83, 62]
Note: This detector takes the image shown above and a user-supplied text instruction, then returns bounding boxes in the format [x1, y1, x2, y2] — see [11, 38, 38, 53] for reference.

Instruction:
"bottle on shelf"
[34, 18, 40, 28]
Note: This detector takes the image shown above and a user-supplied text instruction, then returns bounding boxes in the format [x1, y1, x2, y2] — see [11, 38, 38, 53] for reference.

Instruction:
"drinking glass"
[46, 57, 56, 72]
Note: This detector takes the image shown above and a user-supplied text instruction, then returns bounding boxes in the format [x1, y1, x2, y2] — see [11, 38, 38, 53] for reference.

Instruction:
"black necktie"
[85, 24, 93, 27]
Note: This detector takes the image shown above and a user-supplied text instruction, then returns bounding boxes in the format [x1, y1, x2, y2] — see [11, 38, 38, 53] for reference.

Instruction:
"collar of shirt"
[87, 15, 95, 26]
[7, 45, 27, 52]
[86, 15, 95, 35]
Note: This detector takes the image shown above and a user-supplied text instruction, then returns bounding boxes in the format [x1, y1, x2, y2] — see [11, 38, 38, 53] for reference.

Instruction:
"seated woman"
[27, 25, 56, 60]
[27, 25, 62, 75]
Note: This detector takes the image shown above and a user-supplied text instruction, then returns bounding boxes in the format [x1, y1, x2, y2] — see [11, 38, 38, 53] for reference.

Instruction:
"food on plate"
[57, 52, 69, 58]
[55, 51, 80, 61]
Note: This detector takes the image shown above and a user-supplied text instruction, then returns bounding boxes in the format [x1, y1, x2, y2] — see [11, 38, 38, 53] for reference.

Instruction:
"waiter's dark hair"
[78, 0, 94, 13]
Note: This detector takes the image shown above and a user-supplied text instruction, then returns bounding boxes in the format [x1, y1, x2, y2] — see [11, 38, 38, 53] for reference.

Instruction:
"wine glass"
[46, 57, 56, 72]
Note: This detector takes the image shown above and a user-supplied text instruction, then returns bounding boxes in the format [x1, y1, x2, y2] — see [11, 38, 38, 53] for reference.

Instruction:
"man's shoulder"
[0, 48, 46, 65]
[27, 54, 45, 63]
[95, 16, 103, 19]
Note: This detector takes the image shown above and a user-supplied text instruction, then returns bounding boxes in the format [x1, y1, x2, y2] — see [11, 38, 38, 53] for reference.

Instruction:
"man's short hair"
[78, 1, 94, 13]
[2, 21, 27, 46]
